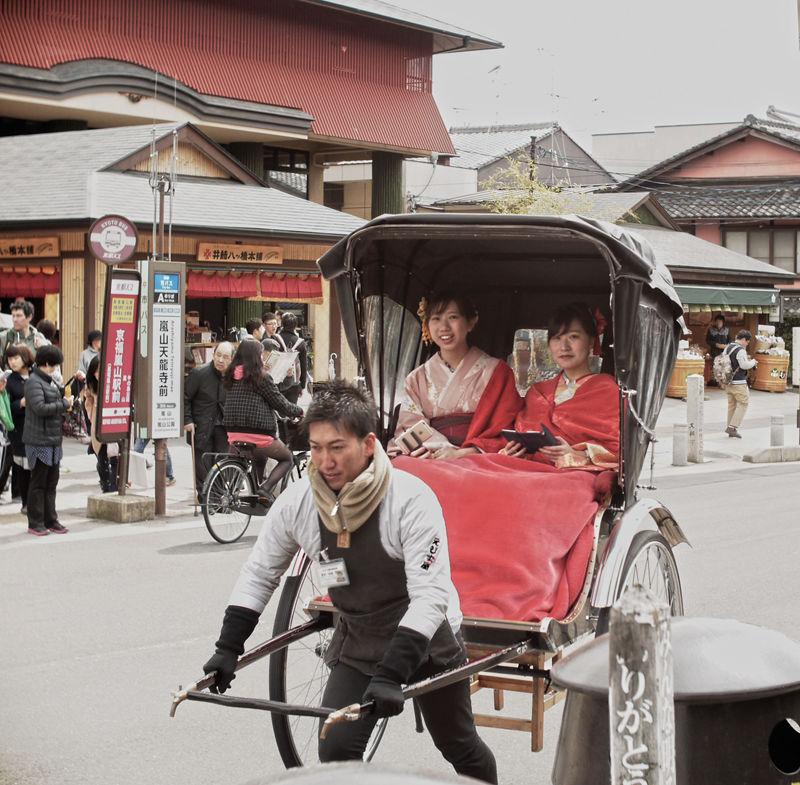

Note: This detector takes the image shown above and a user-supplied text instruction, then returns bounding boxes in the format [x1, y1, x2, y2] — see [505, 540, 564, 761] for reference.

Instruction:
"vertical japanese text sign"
[151, 272, 182, 438]
[96, 269, 140, 441]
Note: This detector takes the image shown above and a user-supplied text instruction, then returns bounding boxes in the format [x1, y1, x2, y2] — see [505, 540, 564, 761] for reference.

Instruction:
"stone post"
[686, 374, 704, 463]
[672, 423, 688, 466]
[609, 586, 676, 785]
[770, 415, 785, 447]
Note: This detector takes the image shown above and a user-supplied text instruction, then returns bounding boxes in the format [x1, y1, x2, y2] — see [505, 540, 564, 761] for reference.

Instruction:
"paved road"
[1, 387, 799, 785]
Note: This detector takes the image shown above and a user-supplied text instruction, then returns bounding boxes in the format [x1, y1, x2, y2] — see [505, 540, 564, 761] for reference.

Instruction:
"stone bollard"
[770, 415, 785, 447]
[672, 423, 689, 466]
[686, 374, 704, 463]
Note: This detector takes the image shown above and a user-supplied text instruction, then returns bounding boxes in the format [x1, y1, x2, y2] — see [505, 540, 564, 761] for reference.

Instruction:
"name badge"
[318, 558, 350, 589]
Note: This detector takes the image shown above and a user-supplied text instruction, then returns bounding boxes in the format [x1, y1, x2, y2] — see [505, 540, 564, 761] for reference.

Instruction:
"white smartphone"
[396, 420, 435, 454]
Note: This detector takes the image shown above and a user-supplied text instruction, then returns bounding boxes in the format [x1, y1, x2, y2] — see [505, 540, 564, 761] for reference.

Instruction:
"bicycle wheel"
[268, 553, 388, 767]
[201, 459, 254, 544]
[596, 530, 684, 635]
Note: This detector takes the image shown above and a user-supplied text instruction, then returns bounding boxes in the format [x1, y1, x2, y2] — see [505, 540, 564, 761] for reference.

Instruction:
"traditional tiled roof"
[0, 125, 364, 240]
[447, 123, 559, 170]
[654, 184, 800, 221]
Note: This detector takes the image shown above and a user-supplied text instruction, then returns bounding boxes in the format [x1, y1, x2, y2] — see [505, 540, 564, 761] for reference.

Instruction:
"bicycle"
[200, 430, 308, 544]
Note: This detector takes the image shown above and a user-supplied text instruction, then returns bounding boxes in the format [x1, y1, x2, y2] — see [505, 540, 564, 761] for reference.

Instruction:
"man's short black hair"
[303, 380, 378, 440]
[11, 299, 34, 319]
[262, 311, 278, 324]
[281, 312, 298, 331]
[87, 329, 102, 345]
[245, 318, 262, 335]
[35, 344, 63, 367]
[736, 329, 752, 341]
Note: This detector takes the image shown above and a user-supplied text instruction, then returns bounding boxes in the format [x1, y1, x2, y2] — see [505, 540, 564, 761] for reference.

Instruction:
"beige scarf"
[309, 439, 391, 536]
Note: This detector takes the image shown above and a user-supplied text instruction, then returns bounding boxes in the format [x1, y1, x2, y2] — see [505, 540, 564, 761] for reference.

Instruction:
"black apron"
[320, 505, 461, 676]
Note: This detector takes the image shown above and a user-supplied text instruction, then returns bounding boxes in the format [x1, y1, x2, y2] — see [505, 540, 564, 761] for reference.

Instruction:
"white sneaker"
[0, 492, 12, 505]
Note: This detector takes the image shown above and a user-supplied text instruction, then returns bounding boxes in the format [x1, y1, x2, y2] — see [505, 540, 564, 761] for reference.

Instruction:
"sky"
[396, 0, 800, 151]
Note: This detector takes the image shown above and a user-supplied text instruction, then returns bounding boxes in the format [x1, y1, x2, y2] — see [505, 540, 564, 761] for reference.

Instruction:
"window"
[723, 228, 798, 273]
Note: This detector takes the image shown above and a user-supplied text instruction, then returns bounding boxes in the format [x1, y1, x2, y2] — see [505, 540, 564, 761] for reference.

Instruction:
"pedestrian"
[243, 318, 264, 341]
[132, 438, 176, 486]
[4, 343, 34, 513]
[1, 300, 43, 369]
[276, 312, 308, 405]
[261, 311, 285, 348]
[184, 342, 233, 485]
[202, 381, 497, 783]
[23, 344, 72, 535]
[0, 371, 13, 504]
[221, 339, 303, 502]
[83, 355, 118, 492]
[705, 314, 732, 387]
[75, 330, 102, 385]
[723, 329, 757, 438]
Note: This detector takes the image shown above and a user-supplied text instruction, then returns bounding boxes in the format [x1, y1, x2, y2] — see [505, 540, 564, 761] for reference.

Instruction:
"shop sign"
[151, 273, 182, 438]
[196, 242, 282, 264]
[97, 270, 140, 440]
[89, 214, 138, 265]
[0, 236, 59, 259]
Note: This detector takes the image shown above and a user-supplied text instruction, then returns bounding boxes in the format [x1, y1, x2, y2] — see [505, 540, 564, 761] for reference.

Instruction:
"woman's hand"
[539, 437, 585, 464]
[430, 445, 478, 460]
[499, 440, 526, 458]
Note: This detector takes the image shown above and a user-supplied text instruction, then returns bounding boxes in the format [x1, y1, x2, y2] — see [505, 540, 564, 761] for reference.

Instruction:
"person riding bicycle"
[222, 340, 303, 504]
[203, 380, 497, 782]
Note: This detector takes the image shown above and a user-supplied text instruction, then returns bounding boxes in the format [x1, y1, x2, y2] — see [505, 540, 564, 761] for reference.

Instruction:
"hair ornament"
[418, 297, 432, 345]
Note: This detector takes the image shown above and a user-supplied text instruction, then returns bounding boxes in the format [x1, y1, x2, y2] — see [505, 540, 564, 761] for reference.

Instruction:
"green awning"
[674, 285, 781, 314]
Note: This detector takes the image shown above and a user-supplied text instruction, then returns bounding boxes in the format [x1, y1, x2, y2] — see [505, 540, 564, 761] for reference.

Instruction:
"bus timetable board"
[96, 268, 140, 441]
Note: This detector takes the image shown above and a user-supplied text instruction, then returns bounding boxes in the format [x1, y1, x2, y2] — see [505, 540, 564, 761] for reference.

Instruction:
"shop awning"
[0, 269, 60, 297]
[186, 270, 323, 303]
[674, 285, 781, 314]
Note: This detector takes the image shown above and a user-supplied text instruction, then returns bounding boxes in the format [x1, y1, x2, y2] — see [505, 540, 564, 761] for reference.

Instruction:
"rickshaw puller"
[202, 381, 497, 784]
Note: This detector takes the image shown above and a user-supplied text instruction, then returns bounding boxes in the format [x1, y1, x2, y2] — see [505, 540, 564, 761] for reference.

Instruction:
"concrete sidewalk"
[1, 383, 797, 534]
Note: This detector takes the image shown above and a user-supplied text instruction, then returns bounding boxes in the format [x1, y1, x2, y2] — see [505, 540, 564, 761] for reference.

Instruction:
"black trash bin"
[550, 617, 800, 785]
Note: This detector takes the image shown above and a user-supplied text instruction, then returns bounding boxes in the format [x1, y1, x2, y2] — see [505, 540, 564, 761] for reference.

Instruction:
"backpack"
[712, 344, 738, 386]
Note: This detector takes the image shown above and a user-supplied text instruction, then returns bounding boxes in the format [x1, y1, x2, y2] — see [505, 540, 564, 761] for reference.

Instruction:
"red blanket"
[461, 362, 524, 454]
[395, 454, 615, 622]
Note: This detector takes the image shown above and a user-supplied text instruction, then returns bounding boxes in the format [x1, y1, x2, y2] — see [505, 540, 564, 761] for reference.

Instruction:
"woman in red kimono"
[393, 302, 619, 622]
[501, 302, 618, 470]
[389, 293, 522, 459]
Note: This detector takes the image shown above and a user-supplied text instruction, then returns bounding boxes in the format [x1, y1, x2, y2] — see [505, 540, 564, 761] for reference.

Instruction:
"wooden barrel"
[666, 357, 706, 398]
[751, 354, 790, 392]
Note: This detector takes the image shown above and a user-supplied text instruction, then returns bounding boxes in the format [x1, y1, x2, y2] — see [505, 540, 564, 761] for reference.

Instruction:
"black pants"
[194, 425, 229, 484]
[95, 443, 118, 493]
[27, 459, 59, 529]
[318, 659, 497, 784]
[12, 462, 30, 506]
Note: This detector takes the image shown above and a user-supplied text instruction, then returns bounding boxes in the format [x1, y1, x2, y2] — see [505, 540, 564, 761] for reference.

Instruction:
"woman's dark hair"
[5, 342, 34, 369]
[302, 380, 377, 440]
[35, 344, 63, 367]
[224, 339, 265, 389]
[547, 302, 598, 341]
[281, 312, 298, 331]
[87, 329, 102, 345]
[426, 292, 478, 322]
[86, 355, 100, 394]
[36, 319, 57, 342]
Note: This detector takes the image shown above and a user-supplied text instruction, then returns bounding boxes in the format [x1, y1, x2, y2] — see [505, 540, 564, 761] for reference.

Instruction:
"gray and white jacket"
[229, 468, 463, 641]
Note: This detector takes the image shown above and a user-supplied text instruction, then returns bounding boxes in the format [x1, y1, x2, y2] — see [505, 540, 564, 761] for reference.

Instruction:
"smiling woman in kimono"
[389, 293, 522, 459]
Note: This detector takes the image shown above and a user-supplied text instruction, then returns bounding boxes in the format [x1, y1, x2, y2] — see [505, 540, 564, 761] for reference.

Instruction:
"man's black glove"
[362, 627, 429, 718]
[202, 605, 260, 694]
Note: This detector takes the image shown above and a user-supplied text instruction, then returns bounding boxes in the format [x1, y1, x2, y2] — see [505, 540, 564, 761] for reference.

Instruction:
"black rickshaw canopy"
[317, 213, 685, 500]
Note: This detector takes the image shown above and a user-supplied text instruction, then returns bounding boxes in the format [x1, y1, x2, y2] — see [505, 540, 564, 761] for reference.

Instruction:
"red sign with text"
[98, 271, 140, 439]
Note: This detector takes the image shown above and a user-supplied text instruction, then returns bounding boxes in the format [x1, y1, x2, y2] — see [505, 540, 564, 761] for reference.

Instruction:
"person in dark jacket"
[222, 339, 303, 502]
[184, 342, 234, 484]
[276, 312, 308, 404]
[5, 342, 34, 513]
[23, 344, 72, 535]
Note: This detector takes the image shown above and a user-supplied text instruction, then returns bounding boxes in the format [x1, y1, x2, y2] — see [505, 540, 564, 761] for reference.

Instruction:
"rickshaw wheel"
[201, 459, 253, 544]
[595, 530, 684, 636]
[268, 554, 388, 768]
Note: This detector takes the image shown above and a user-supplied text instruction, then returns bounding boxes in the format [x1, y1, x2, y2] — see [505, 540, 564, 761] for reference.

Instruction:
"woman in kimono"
[390, 293, 522, 459]
[501, 302, 618, 470]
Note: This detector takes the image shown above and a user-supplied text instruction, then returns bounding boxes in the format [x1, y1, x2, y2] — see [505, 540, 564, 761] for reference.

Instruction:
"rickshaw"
[171, 213, 688, 767]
